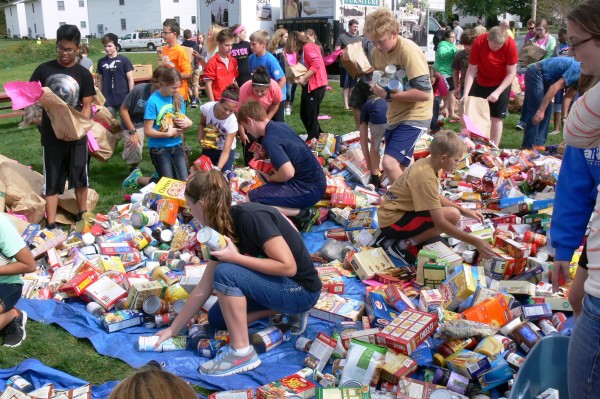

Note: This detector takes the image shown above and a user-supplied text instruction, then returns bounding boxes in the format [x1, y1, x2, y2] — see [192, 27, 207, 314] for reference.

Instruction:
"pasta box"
[375, 309, 438, 355]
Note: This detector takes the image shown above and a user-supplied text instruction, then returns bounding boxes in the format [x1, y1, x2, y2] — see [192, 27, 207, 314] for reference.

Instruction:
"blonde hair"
[364, 8, 400, 39]
[487, 26, 508, 45]
[429, 130, 466, 157]
[107, 367, 197, 399]
[185, 170, 237, 243]
[268, 28, 288, 54]
[237, 99, 268, 123]
[206, 24, 223, 56]
[249, 30, 270, 45]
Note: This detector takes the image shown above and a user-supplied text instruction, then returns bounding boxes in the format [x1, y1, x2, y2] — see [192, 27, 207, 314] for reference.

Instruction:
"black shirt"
[231, 41, 252, 86]
[231, 202, 322, 292]
[30, 60, 95, 146]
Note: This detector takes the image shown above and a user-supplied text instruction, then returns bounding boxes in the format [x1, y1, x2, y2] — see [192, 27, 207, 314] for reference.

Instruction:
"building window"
[81, 21, 86, 28]
[191, 16, 196, 24]
[119, 0, 124, 5]
[57, 1, 65, 11]
[174, 16, 180, 23]
[34, 24, 37, 33]
[59, 22, 66, 26]
[32, 3, 35, 12]
[121, 19, 126, 30]
[79, 0, 85, 7]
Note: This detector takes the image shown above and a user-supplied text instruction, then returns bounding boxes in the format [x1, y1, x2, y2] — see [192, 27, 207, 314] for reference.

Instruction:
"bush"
[0, 40, 56, 69]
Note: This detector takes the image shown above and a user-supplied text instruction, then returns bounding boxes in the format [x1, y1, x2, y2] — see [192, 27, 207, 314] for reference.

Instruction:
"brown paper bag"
[11, 192, 46, 223]
[285, 58, 308, 82]
[38, 87, 94, 141]
[88, 122, 120, 162]
[518, 42, 546, 66]
[57, 187, 99, 215]
[0, 179, 6, 213]
[93, 105, 121, 133]
[0, 162, 44, 206]
[460, 96, 491, 139]
[93, 87, 106, 106]
[341, 42, 373, 78]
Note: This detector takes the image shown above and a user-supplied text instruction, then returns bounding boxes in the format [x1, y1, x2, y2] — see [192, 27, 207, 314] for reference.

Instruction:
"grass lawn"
[0, 38, 563, 390]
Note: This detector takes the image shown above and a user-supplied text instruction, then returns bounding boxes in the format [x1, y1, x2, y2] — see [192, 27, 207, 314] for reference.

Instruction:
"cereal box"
[462, 295, 511, 327]
[439, 265, 486, 311]
[125, 280, 167, 310]
[258, 373, 315, 399]
[310, 293, 365, 323]
[101, 309, 145, 332]
[304, 332, 338, 372]
[375, 309, 438, 355]
[418, 289, 444, 313]
[446, 349, 491, 378]
[151, 177, 186, 207]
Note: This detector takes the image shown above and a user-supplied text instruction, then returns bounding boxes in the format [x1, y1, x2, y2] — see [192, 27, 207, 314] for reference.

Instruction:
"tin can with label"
[195, 338, 226, 358]
[86, 301, 105, 318]
[138, 335, 188, 352]
[493, 334, 517, 352]
[160, 229, 174, 244]
[523, 230, 547, 246]
[250, 326, 291, 354]
[551, 312, 567, 331]
[172, 299, 186, 315]
[295, 337, 313, 353]
[387, 79, 403, 92]
[395, 69, 407, 80]
[143, 295, 167, 315]
[377, 77, 390, 89]
[384, 64, 397, 77]
[114, 298, 127, 311]
[82, 232, 96, 246]
[75, 219, 92, 234]
[155, 312, 176, 328]
[429, 389, 455, 399]
[339, 379, 364, 388]
[131, 211, 160, 228]
[538, 319, 558, 336]
[197, 227, 227, 251]
[7, 375, 34, 393]
[168, 259, 185, 271]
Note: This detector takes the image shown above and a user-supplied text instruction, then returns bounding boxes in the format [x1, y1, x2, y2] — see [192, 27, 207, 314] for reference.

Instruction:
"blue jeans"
[0, 283, 22, 313]
[208, 262, 321, 330]
[521, 64, 553, 149]
[149, 144, 188, 181]
[569, 294, 600, 398]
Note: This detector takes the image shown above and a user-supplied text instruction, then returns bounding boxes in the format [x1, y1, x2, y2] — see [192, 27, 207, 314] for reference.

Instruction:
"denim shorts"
[149, 144, 188, 181]
[384, 124, 427, 167]
[248, 181, 325, 209]
[208, 262, 321, 330]
[0, 283, 23, 313]
[568, 294, 600, 398]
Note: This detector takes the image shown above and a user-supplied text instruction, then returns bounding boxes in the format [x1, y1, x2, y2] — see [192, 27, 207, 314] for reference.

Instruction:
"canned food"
[384, 64, 397, 77]
[387, 79, 403, 92]
[295, 337, 313, 352]
[429, 389, 455, 399]
[7, 375, 34, 393]
[372, 70, 384, 82]
[339, 379, 363, 388]
[523, 230, 547, 246]
[197, 227, 227, 251]
[131, 211, 160, 228]
[86, 302, 105, 318]
[160, 229, 174, 244]
[138, 335, 187, 352]
[82, 232, 96, 246]
[551, 312, 567, 331]
[377, 77, 390, 89]
[143, 295, 168, 315]
[114, 298, 127, 311]
[75, 219, 92, 234]
[395, 69, 407, 80]
[168, 259, 185, 271]
[155, 312, 176, 328]
[172, 299, 186, 314]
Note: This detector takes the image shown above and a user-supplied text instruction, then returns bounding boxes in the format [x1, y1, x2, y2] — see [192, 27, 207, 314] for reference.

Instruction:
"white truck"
[117, 30, 163, 52]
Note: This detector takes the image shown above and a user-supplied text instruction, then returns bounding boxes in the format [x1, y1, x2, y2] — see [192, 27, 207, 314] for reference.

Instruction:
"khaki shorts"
[190, 69, 201, 88]
[121, 127, 145, 165]
[369, 123, 386, 150]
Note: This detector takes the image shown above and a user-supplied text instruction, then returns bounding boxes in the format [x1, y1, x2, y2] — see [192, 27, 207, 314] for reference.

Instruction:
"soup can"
[196, 227, 227, 251]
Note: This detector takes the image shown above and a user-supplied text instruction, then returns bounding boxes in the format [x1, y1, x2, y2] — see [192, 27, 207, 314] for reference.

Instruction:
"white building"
[2, 0, 198, 39]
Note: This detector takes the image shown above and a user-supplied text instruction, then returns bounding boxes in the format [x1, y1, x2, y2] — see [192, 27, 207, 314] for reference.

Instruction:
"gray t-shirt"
[120, 83, 154, 129]
[335, 32, 364, 49]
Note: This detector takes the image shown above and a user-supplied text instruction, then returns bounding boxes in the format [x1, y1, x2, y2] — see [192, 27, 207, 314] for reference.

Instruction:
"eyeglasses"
[57, 46, 76, 54]
[569, 36, 596, 51]
[162, 31, 173, 35]
[527, 27, 535, 31]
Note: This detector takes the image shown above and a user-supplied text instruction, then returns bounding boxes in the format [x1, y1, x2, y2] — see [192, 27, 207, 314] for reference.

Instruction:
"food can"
[143, 295, 167, 315]
[339, 379, 363, 388]
[172, 299, 186, 315]
[250, 326, 290, 354]
[493, 334, 516, 352]
[155, 312, 176, 328]
[131, 211, 160, 228]
[295, 337, 313, 352]
[551, 312, 567, 331]
[168, 259, 185, 271]
[143, 245, 159, 258]
[395, 69, 407, 80]
[195, 338, 226, 358]
[377, 77, 390, 89]
[429, 389, 455, 399]
[538, 319, 558, 336]
[372, 70, 384, 82]
[387, 79, 403, 92]
[188, 323, 214, 340]
[86, 302, 105, 318]
[384, 64, 397, 77]
[523, 230, 547, 246]
[75, 219, 92, 234]
[196, 227, 227, 251]
[82, 232, 96, 246]
[160, 229, 174, 244]
[138, 335, 188, 352]
[7, 375, 34, 393]
[90, 224, 104, 236]
[114, 298, 127, 311]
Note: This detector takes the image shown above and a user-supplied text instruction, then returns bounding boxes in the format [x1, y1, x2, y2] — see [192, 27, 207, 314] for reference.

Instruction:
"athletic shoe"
[515, 121, 524, 130]
[298, 134, 308, 142]
[368, 228, 388, 247]
[288, 311, 310, 335]
[386, 242, 417, 265]
[548, 130, 561, 136]
[296, 208, 318, 233]
[122, 168, 142, 189]
[199, 345, 261, 376]
[3, 310, 27, 348]
[189, 100, 199, 108]
[285, 106, 291, 116]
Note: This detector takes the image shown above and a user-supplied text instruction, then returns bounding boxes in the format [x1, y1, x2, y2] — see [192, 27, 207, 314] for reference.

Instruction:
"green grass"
[0, 40, 563, 390]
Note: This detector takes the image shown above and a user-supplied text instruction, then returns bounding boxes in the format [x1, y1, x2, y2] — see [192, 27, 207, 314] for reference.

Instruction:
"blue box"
[478, 356, 513, 391]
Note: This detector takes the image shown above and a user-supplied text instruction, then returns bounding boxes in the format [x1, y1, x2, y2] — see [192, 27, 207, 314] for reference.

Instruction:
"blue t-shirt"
[360, 96, 388, 125]
[96, 54, 134, 108]
[249, 52, 286, 99]
[263, 121, 326, 188]
[539, 57, 581, 88]
[144, 91, 187, 148]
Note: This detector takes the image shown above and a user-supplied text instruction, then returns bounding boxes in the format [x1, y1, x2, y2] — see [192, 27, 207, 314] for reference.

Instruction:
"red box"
[495, 236, 531, 259]
[375, 309, 438, 355]
[330, 190, 356, 208]
[249, 141, 267, 158]
[258, 373, 315, 399]
[193, 155, 213, 171]
[59, 270, 99, 298]
[385, 284, 416, 313]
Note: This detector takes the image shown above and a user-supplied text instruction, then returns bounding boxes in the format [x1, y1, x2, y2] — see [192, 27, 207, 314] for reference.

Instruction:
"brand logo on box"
[282, 376, 308, 389]
[419, 322, 435, 341]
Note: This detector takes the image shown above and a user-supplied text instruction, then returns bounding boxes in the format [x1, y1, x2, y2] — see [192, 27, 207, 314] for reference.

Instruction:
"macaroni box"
[375, 309, 438, 355]
[58, 270, 98, 298]
[365, 292, 398, 329]
[439, 266, 486, 311]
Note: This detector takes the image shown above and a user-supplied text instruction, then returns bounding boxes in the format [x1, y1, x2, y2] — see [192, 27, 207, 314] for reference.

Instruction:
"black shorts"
[445, 76, 455, 91]
[381, 210, 434, 240]
[349, 79, 371, 109]
[339, 66, 357, 89]
[469, 82, 511, 119]
[0, 283, 22, 313]
[43, 140, 89, 196]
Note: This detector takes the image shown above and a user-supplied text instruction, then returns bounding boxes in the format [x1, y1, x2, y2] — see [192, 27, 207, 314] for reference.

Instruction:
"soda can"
[155, 312, 176, 328]
[551, 312, 567, 331]
[86, 302, 105, 318]
[143, 295, 167, 315]
[7, 375, 34, 393]
[197, 227, 227, 251]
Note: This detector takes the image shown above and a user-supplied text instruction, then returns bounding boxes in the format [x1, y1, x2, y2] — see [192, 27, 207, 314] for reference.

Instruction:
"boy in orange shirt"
[204, 30, 239, 101]
[159, 18, 192, 101]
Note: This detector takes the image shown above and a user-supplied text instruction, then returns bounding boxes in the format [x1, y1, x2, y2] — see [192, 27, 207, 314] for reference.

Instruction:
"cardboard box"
[101, 309, 145, 332]
[418, 289, 444, 313]
[477, 356, 514, 391]
[98, 255, 126, 274]
[495, 280, 536, 296]
[462, 295, 511, 326]
[396, 377, 442, 399]
[84, 275, 128, 310]
[310, 293, 365, 323]
[439, 266, 486, 311]
[339, 328, 380, 350]
[304, 332, 337, 372]
[365, 292, 398, 329]
[446, 349, 491, 378]
[258, 373, 315, 399]
[315, 387, 371, 399]
[380, 351, 418, 385]
[422, 241, 463, 269]
[385, 284, 416, 313]
[125, 280, 167, 309]
[480, 247, 515, 280]
[349, 248, 395, 281]
[132, 64, 153, 80]
[150, 177, 187, 207]
[375, 309, 438, 355]
[345, 207, 378, 231]
[58, 270, 98, 298]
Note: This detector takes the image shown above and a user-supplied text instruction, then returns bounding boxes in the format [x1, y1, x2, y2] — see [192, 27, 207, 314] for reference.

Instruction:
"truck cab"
[118, 30, 163, 52]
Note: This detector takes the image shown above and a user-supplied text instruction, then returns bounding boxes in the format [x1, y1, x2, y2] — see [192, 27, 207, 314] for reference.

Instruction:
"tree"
[505, 0, 531, 22]
[453, 0, 508, 19]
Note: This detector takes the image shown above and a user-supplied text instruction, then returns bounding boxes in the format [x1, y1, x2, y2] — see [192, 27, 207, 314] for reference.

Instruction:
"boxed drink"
[375, 309, 438, 355]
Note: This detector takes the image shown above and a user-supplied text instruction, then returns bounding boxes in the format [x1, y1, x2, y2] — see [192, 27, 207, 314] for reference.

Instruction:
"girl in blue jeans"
[144, 68, 193, 181]
[154, 170, 322, 377]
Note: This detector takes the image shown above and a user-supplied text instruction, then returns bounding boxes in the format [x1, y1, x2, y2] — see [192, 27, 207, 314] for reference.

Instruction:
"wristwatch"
[128, 129, 136, 135]
[385, 91, 393, 102]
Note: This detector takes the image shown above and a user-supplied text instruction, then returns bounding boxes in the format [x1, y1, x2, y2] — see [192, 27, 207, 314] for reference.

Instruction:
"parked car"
[118, 30, 164, 52]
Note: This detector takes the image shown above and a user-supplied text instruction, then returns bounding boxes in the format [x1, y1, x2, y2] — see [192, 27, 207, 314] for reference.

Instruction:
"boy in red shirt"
[204, 30, 239, 101]
[461, 27, 517, 146]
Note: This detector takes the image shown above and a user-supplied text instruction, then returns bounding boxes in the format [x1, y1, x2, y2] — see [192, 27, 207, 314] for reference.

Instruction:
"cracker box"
[58, 270, 98, 298]
[339, 328, 381, 350]
[349, 248, 395, 281]
[310, 293, 365, 323]
[396, 377, 442, 399]
[375, 309, 438, 355]
[101, 309, 145, 332]
[258, 373, 316, 399]
[304, 332, 338, 372]
[316, 133, 336, 160]
[380, 351, 418, 385]
[446, 349, 492, 379]
[479, 247, 515, 280]
[418, 289, 444, 313]
[439, 265, 486, 311]
[422, 241, 464, 269]
[520, 303, 552, 321]
[345, 207, 378, 231]
[320, 272, 345, 294]
[125, 280, 167, 309]
[494, 235, 531, 260]
[365, 292, 398, 329]
[462, 295, 511, 327]
[330, 190, 356, 208]
[84, 275, 128, 310]
[99, 242, 134, 255]
[150, 177, 186, 207]
[385, 284, 416, 313]
[315, 386, 371, 399]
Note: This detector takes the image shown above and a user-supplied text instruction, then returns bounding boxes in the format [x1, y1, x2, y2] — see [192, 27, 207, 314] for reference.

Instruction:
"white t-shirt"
[200, 101, 238, 151]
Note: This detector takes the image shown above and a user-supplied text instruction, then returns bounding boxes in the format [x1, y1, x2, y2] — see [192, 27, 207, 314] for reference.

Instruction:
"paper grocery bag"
[93, 87, 106, 106]
[341, 42, 373, 78]
[284, 52, 308, 81]
[38, 87, 94, 141]
[460, 96, 491, 139]
[57, 187, 99, 215]
[0, 161, 44, 206]
[11, 192, 46, 223]
[518, 42, 546, 66]
[92, 104, 121, 133]
[88, 122, 120, 162]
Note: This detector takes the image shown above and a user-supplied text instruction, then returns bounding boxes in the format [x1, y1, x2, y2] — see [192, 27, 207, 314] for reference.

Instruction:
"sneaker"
[189, 100, 199, 108]
[548, 130, 561, 136]
[298, 134, 308, 142]
[386, 242, 417, 265]
[368, 228, 388, 247]
[3, 310, 27, 348]
[296, 208, 318, 233]
[285, 106, 291, 116]
[515, 121, 524, 130]
[122, 168, 142, 189]
[288, 311, 310, 335]
[199, 345, 261, 376]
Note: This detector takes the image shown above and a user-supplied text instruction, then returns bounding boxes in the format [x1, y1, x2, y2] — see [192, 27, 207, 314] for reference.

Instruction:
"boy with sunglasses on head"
[159, 19, 192, 101]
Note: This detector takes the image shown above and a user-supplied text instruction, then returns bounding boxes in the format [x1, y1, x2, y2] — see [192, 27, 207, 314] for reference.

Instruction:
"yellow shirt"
[371, 37, 433, 126]
[161, 45, 192, 100]
[377, 158, 442, 227]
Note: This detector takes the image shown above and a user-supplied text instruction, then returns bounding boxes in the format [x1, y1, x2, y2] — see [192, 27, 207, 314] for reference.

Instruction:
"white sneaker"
[285, 106, 291, 116]
[548, 130, 561, 136]
[298, 134, 308, 141]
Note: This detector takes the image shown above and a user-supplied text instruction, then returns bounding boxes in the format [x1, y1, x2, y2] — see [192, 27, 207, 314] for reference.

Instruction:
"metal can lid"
[172, 299, 186, 314]
[339, 379, 363, 388]
[143, 295, 162, 315]
[430, 389, 455, 399]
[82, 232, 95, 246]
[377, 77, 390, 88]
[160, 229, 173, 243]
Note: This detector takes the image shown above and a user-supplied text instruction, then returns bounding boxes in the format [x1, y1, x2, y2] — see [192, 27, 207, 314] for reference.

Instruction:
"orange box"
[462, 295, 511, 326]
[157, 199, 179, 225]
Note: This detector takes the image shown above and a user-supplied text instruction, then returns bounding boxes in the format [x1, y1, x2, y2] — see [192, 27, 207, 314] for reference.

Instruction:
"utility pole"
[532, 0, 537, 21]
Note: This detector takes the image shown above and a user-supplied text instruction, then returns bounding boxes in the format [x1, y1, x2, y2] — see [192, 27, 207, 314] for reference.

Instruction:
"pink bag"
[87, 130, 100, 153]
[323, 49, 342, 66]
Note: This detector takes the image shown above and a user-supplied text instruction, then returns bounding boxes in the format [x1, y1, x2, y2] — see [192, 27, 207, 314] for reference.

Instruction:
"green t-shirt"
[0, 213, 27, 284]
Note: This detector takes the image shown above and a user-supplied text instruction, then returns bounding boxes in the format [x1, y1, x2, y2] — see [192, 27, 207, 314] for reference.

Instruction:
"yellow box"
[125, 280, 167, 309]
[98, 255, 126, 274]
[150, 177, 187, 207]
[439, 265, 486, 311]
